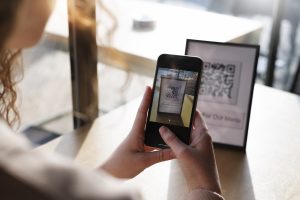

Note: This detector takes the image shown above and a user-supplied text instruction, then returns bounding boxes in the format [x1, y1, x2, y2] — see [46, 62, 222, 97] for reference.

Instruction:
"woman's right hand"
[159, 111, 222, 194]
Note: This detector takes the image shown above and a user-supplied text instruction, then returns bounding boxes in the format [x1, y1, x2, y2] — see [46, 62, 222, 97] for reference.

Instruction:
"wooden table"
[37, 84, 300, 200]
[45, 0, 262, 76]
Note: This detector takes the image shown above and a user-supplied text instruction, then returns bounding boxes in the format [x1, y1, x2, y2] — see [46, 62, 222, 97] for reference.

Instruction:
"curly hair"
[0, 49, 21, 127]
[0, 1, 22, 127]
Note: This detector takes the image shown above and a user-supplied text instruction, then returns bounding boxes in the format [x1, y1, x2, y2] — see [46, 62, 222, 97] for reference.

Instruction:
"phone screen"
[145, 54, 202, 148]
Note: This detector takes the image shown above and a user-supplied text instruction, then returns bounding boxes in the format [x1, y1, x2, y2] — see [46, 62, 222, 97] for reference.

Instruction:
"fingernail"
[159, 126, 168, 135]
[145, 86, 151, 92]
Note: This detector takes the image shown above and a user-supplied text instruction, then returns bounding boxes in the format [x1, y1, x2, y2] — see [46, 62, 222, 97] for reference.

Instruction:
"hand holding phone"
[100, 87, 175, 178]
[159, 111, 222, 195]
[145, 54, 203, 148]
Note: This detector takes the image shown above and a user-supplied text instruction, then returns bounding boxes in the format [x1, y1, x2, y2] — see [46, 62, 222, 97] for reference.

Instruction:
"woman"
[0, 0, 224, 199]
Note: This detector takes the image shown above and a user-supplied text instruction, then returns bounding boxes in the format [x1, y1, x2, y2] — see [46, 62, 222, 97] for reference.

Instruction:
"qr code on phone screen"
[166, 86, 180, 99]
[199, 60, 241, 105]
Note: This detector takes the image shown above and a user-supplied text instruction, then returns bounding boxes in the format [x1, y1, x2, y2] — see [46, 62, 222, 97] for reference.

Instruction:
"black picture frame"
[185, 39, 260, 151]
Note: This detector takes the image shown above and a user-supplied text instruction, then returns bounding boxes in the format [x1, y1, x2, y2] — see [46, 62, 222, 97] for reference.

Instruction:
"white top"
[0, 121, 223, 200]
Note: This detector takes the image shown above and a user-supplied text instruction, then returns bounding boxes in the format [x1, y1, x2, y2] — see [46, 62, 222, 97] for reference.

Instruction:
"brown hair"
[0, 1, 22, 127]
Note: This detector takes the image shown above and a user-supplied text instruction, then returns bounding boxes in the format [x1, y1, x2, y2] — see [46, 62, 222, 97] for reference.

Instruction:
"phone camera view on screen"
[150, 68, 198, 127]
[145, 54, 202, 148]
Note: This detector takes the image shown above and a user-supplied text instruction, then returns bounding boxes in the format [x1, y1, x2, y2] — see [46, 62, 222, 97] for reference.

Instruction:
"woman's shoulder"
[0, 119, 141, 200]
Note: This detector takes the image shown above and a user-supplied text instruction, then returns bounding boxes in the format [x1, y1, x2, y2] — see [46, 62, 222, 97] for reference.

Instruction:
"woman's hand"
[159, 111, 222, 194]
[100, 86, 175, 179]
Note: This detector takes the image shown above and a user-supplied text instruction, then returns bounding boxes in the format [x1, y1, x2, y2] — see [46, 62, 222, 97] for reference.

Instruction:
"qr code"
[199, 61, 241, 105]
[166, 86, 179, 99]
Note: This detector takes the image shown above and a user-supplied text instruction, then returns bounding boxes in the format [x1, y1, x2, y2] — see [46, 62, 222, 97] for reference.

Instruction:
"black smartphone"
[144, 54, 203, 148]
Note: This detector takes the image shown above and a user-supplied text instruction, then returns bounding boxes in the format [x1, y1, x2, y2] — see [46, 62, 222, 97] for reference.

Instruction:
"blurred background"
[149, 0, 300, 88]
[19, 0, 300, 145]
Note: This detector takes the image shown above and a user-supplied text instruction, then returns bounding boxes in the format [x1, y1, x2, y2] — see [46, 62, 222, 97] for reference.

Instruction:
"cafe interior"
[2, 0, 300, 199]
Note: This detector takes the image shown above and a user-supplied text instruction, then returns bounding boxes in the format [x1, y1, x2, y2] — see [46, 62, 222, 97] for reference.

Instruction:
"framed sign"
[158, 77, 187, 115]
[185, 39, 259, 150]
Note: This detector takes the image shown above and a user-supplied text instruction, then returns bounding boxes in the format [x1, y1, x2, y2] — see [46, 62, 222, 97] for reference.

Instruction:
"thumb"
[159, 126, 187, 157]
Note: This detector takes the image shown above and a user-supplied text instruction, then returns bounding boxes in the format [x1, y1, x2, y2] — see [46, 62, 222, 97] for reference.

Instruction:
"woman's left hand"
[99, 86, 175, 179]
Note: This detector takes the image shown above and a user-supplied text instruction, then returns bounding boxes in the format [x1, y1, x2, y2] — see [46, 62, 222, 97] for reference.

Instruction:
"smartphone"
[144, 54, 203, 148]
